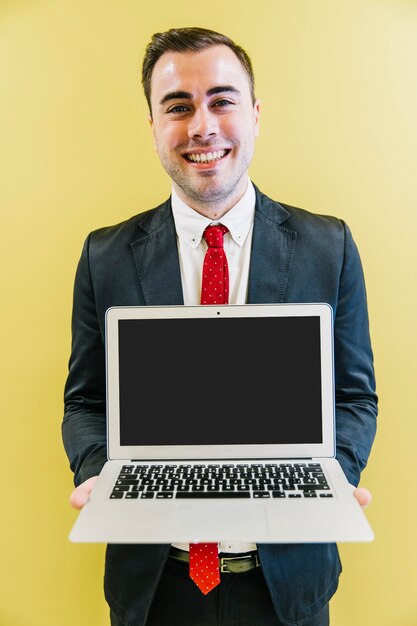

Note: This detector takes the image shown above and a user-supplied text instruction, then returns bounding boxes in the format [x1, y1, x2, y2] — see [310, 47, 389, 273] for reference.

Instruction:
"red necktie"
[188, 225, 229, 594]
[200, 224, 229, 305]
[189, 542, 220, 595]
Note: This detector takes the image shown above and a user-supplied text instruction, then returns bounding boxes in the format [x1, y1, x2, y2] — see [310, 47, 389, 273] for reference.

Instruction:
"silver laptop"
[69, 303, 374, 544]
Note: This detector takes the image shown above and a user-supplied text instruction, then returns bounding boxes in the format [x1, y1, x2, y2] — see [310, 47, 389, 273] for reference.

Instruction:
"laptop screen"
[117, 316, 323, 447]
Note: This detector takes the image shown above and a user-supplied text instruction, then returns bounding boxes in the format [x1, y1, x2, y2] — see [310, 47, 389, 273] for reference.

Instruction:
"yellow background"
[1, 1, 416, 624]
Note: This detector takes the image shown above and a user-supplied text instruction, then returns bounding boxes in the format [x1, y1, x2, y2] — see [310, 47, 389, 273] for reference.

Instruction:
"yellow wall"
[1, 1, 416, 624]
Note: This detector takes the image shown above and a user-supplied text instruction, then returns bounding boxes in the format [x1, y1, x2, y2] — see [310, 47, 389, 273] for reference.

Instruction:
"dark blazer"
[63, 184, 377, 626]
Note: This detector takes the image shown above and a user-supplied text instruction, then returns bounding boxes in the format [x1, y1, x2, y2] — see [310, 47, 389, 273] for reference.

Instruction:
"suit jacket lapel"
[130, 198, 184, 305]
[129, 186, 297, 306]
[248, 186, 297, 303]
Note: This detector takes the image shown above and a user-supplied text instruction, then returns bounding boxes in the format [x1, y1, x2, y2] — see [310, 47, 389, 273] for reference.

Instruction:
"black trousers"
[110, 556, 330, 626]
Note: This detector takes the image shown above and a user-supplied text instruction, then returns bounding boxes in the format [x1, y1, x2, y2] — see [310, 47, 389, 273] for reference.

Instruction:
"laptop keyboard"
[109, 462, 334, 500]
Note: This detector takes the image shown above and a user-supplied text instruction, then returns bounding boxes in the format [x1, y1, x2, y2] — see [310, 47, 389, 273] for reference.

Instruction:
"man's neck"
[172, 180, 249, 220]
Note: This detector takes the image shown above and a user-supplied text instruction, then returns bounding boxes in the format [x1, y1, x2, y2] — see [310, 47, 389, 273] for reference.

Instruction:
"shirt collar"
[171, 178, 256, 249]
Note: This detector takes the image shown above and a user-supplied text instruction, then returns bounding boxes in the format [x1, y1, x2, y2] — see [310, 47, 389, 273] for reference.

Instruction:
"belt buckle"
[220, 553, 259, 573]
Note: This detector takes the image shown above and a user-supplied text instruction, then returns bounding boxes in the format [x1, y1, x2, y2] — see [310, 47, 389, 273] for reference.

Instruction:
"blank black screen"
[118, 316, 323, 446]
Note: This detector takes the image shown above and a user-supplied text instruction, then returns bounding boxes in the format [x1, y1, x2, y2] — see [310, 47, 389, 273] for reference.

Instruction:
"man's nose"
[187, 108, 219, 141]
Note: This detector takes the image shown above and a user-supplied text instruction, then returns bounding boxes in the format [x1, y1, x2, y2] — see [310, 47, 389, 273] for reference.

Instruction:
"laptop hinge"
[130, 457, 314, 462]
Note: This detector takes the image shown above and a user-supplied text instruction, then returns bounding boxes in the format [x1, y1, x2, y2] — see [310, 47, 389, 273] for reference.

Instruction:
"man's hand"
[353, 486, 372, 508]
[69, 476, 99, 509]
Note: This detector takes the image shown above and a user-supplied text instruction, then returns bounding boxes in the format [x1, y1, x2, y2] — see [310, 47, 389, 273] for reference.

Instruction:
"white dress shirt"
[171, 178, 257, 554]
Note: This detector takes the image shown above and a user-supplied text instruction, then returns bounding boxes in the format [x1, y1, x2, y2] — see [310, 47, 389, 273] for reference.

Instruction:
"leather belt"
[169, 547, 260, 574]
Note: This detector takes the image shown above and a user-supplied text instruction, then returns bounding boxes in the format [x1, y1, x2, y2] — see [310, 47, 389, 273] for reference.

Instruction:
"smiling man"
[63, 27, 377, 626]
[148, 44, 260, 217]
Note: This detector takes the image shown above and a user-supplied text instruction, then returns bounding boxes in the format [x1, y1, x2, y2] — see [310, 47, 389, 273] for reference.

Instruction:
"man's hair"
[142, 27, 255, 114]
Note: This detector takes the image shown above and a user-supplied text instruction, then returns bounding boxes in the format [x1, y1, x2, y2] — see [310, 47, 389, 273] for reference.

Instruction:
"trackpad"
[171, 501, 268, 543]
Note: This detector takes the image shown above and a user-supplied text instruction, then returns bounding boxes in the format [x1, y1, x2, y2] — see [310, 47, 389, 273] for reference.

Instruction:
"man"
[63, 27, 377, 626]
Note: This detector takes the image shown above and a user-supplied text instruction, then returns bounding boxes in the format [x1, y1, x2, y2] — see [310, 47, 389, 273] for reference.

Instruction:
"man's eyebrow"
[159, 86, 240, 106]
[159, 91, 192, 106]
[206, 85, 241, 97]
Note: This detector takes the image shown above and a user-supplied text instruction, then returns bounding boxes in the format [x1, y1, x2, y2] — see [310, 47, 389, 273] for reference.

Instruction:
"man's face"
[149, 45, 260, 214]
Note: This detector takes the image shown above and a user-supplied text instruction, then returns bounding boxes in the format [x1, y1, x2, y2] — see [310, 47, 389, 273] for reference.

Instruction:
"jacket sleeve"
[333, 221, 378, 486]
[62, 234, 107, 487]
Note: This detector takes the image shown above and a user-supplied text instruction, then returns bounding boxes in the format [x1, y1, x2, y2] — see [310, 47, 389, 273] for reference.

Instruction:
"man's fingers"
[353, 486, 372, 509]
[69, 476, 99, 510]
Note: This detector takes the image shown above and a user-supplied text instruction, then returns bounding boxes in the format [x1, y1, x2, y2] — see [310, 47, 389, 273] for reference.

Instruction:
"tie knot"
[203, 224, 228, 248]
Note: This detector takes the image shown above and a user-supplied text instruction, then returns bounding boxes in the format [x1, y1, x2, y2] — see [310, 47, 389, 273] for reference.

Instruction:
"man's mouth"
[183, 149, 230, 164]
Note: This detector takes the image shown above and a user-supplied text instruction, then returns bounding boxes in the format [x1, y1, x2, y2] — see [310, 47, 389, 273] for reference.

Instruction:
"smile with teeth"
[184, 149, 229, 163]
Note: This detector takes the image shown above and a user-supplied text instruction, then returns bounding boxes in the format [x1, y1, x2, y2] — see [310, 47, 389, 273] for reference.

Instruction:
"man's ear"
[148, 114, 157, 149]
[253, 99, 261, 138]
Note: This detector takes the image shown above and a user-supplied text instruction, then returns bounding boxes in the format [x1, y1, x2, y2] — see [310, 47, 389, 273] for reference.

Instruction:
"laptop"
[69, 303, 374, 544]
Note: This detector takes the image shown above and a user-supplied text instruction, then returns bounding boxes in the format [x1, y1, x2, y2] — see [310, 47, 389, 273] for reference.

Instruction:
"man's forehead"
[150, 46, 250, 97]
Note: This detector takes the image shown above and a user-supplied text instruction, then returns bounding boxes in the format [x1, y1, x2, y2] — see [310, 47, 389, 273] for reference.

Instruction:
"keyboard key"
[176, 492, 250, 499]
[117, 479, 139, 485]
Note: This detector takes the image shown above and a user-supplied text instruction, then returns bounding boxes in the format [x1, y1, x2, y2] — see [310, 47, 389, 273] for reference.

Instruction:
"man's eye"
[212, 99, 232, 108]
[167, 105, 189, 114]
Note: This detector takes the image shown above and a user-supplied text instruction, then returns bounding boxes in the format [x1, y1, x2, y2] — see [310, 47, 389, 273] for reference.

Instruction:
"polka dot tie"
[189, 542, 220, 595]
[200, 224, 229, 305]
[188, 224, 229, 594]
